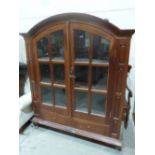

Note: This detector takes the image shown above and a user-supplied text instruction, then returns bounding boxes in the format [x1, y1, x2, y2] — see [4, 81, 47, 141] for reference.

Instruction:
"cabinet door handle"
[69, 66, 75, 79]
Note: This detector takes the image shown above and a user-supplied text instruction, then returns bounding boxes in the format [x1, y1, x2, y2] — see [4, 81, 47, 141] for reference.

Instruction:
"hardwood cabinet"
[20, 13, 134, 148]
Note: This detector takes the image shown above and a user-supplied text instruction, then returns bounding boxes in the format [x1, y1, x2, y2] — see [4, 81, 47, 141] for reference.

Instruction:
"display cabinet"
[20, 13, 134, 148]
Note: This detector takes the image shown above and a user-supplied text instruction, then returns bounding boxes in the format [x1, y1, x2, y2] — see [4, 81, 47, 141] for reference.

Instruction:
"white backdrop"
[19, 0, 135, 112]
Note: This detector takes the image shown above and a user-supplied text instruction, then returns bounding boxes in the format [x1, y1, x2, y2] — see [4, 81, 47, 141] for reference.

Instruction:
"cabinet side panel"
[24, 37, 38, 113]
[110, 38, 131, 139]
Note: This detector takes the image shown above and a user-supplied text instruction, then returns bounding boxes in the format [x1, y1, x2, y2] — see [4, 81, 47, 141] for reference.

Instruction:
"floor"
[19, 117, 135, 155]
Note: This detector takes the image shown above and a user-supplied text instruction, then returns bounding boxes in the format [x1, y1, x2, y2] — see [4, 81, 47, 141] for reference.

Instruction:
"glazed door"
[33, 22, 114, 120]
[33, 24, 70, 116]
[70, 23, 114, 122]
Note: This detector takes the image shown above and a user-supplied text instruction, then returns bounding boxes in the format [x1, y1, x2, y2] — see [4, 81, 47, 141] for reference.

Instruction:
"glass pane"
[93, 35, 110, 62]
[74, 30, 90, 61]
[37, 37, 48, 58]
[41, 87, 53, 105]
[53, 64, 65, 83]
[75, 90, 88, 112]
[75, 66, 88, 87]
[92, 67, 108, 89]
[54, 88, 66, 107]
[39, 64, 51, 83]
[50, 30, 64, 60]
[91, 93, 106, 115]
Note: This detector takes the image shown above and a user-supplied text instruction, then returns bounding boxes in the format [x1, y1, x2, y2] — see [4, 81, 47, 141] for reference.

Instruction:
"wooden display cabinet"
[20, 13, 134, 149]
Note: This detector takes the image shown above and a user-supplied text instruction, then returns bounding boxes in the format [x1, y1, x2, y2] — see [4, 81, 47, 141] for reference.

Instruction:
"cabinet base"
[32, 117, 122, 149]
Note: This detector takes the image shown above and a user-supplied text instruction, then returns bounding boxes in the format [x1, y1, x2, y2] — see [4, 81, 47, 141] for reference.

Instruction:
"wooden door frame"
[32, 23, 70, 116]
[69, 22, 115, 124]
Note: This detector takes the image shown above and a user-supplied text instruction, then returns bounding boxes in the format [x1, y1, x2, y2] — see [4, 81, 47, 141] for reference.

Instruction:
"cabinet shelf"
[52, 57, 64, 64]
[74, 87, 88, 92]
[74, 87, 107, 94]
[38, 57, 49, 63]
[40, 82, 66, 88]
[53, 83, 66, 88]
[92, 60, 109, 67]
[74, 59, 109, 66]
[38, 58, 109, 66]
[91, 88, 107, 94]
[40, 81, 51, 86]
[38, 57, 64, 64]
[74, 59, 89, 65]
